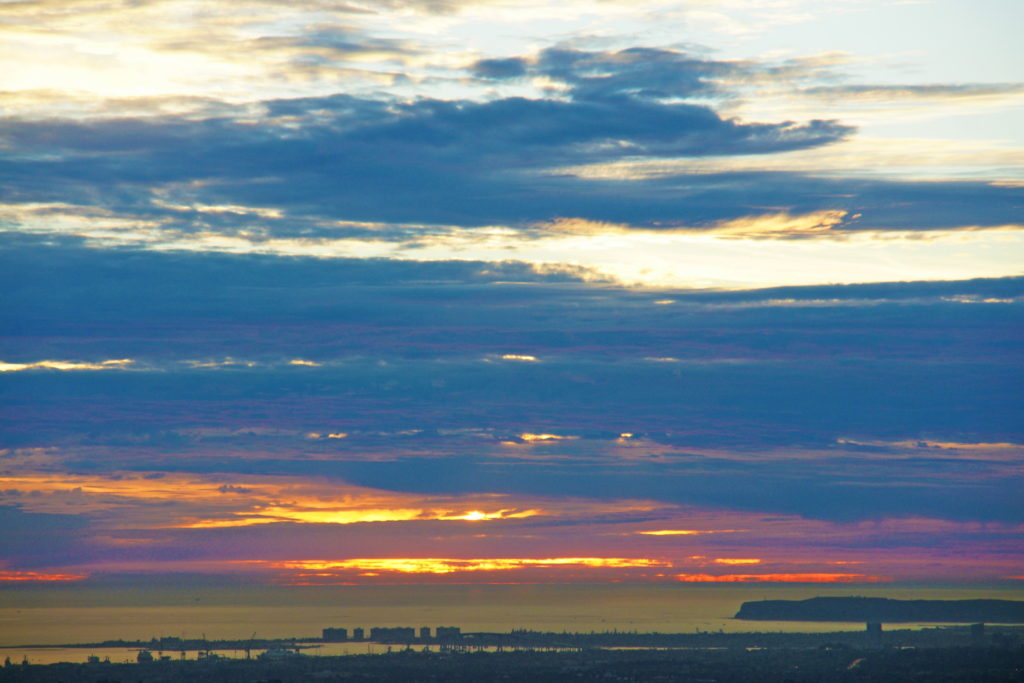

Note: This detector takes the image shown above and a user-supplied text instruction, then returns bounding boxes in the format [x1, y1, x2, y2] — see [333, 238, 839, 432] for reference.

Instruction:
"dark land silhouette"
[18, 622, 1022, 652]
[4, 621, 1024, 682]
[3, 644, 1024, 682]
[6, 598, 1024, 681]
[735, 597, 1024, 623]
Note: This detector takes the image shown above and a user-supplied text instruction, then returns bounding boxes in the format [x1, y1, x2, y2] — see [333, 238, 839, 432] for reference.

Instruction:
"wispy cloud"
[0, 569, 88, 582]
[0, 359, 135, 372]
[675, 573, 884, 583]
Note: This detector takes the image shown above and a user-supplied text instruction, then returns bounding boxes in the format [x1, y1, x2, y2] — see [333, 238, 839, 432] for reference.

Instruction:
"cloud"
[1, 242, 1020, 532]
[0, 569, 88, 582]
[675, 573, 883, 583]
[0, 506, 92, 568]
[2, 98, 1017, 240]
[0, 359, 136, 373]
[471, 57, 529, 79]
[0, 468, 658, 536]
[269, 556, 667, 573]
[559, 136, 1024, 184]
[4, 40, 1022, 245]
[799, 83, 1024, 103]
[537, 210, 853, 240]
[472, 47, 734, 101]
[0, 45, 863, 236]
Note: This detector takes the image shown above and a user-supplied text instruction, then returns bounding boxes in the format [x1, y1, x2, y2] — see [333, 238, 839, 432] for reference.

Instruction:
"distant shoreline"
[8, 623, 1024, 652]
[734, 597, 1024, 623]
[3, 641, 1024, 683]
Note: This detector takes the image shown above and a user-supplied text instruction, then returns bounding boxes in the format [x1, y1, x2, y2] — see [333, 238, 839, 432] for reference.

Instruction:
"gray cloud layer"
[2, 241, 1021, 525]
[3, 47, 1020, 238]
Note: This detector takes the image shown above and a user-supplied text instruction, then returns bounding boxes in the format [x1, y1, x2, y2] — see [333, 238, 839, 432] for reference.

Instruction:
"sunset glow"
[637, 530, 745, 536]
[0, 472, 551, 529]
[518, 433, 577, 443]
[178, 505, 546, 528]
[0, 570, 88, 583]
[270, 557, 670, 576]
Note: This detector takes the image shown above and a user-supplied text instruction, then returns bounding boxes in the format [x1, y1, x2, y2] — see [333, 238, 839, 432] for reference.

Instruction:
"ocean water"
[1, 583, 1021, 659]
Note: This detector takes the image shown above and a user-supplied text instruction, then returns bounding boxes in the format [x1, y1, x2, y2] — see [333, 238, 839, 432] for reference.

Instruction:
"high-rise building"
[322, 627, 348, 642]
[436, 626, 461, 642]
[370, 627, 416, 642]
[866, 622, 882, 647]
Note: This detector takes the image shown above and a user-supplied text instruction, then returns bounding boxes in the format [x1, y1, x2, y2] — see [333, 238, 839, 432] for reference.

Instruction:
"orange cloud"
[439, 509, 541, 521]
[181, 507, 426, 528]
[675, 573, 885, 583]
[0, 472, 545, 526]
[0, 471, 662, 534]
[636, 529, 746, 536]
[0, 570, 88, 582]
[270, 557, 670, 575]
[712, 558, 762, 565]
[0, 472, 241, 504]
[180, 506, 544, 528]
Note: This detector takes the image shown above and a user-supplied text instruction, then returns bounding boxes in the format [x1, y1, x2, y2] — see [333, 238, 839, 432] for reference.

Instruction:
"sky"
[0, 0, 1022, 593]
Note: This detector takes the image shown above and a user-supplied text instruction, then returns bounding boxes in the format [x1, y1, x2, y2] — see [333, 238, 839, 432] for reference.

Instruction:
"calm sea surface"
[2, 583, 1021, 664]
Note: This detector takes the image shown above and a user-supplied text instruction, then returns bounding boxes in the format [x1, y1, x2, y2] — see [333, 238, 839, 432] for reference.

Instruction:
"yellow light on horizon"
[713, 558, 762, 565]
[439, 508, 541, 521]
[519, 433, 576, 443]
[271, 557, 670, 574]
[637, 529, 745, 536]
[180, 506, 543, 528]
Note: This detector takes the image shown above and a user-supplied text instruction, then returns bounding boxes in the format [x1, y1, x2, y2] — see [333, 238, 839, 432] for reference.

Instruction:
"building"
[323, 627, 348, 642]
[436, 626, 462, 642]
[370, 627, 416, 642]
[866, 622, 883, 647]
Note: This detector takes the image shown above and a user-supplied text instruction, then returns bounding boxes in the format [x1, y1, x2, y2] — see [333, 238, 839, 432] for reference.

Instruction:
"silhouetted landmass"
[735, 597, 1024, 623]
[26, 624, 1020, 651]
[353, 625, 1017, 649]
[17, 637, 313, 652]
[3, 645, 1024, 682]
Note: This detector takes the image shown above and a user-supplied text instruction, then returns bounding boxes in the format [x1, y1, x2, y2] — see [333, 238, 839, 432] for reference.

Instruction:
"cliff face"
[734, 597, 1024, 623]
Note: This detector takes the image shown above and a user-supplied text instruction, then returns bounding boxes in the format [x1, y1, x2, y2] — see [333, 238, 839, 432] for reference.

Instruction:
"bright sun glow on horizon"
[8, 208, 1024, 288]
